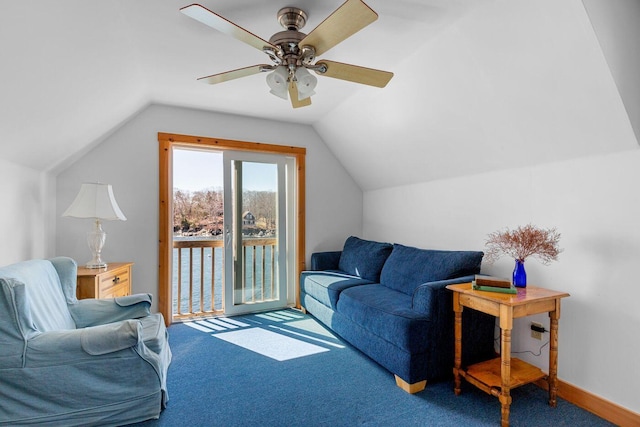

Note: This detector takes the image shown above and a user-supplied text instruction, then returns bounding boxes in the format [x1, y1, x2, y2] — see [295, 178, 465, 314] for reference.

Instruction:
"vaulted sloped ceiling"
[582, 0, 640, 148]
[0, 0, 637, 191]
[315, 0, 640, 190]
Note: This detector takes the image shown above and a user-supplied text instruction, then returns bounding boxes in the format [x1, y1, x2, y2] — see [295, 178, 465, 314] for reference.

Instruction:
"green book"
[472, 282, 517, 294]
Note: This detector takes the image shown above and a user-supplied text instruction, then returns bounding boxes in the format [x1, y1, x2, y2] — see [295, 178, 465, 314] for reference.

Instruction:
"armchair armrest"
[81, 320, 141, 355]
[26, 320, 142, 366]
[411, 275, 476, 315]
[69, 293, 152, 328]
[310, 251, 342, 271]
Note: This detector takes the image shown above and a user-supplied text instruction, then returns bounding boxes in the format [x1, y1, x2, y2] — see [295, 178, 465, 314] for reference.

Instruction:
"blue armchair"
[0, 257, 171, 426]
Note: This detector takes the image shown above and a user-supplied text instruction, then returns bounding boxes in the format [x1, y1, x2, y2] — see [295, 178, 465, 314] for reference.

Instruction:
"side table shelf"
[76, 262, 133, 299]
[462, 357, 546, 397]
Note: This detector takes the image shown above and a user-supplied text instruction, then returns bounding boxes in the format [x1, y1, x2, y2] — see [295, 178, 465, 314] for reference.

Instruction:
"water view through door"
[172, 148, 288, 319]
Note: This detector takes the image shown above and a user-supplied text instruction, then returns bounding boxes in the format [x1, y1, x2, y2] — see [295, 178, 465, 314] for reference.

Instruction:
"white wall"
[56, 103, 363, 311]
[363, 147, 640, 413]
[0, 158, 54, 265]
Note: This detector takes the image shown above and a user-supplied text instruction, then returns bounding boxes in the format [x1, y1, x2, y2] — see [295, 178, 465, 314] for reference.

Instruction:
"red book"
[474, 275, 511, 288]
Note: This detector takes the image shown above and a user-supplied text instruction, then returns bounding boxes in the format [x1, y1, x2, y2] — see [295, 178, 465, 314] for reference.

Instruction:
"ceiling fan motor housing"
[269, 8, 319, 70]
[269, 30, 305, 68]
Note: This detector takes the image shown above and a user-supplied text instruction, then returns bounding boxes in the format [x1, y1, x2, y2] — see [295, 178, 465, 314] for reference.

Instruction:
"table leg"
[453, 292, 463, 395]
[548, 300, 561, 407]
[499, 305, 513, 427]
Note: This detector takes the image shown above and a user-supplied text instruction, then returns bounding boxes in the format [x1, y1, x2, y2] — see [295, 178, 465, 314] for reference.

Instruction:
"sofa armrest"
[411, 275, 476, 315]
[412, 275, 495, 373]
[68, 294, 152, 328]
[310, 251, 342, 271]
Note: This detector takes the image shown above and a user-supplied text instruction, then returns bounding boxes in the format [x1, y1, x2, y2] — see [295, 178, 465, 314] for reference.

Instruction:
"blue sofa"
[0, 257, 171, 426]
[300, 236, 495, 393]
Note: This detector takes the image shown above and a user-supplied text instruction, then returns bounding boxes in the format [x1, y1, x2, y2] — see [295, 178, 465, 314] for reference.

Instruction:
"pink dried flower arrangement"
[484, 224, 563, 265]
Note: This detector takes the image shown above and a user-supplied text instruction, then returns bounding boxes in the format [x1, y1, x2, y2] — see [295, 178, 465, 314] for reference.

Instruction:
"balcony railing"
[172, 237, 277, 320]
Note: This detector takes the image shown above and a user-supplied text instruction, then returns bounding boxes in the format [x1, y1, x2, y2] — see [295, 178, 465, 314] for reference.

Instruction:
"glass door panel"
[223, 151, 287, 315]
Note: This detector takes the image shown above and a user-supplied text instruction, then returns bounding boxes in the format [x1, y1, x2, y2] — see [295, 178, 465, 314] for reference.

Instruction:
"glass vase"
[512, 259, 527, 288]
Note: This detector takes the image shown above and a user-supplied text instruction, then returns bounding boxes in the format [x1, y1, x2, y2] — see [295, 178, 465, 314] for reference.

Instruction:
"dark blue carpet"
[131, 309, 613, 427]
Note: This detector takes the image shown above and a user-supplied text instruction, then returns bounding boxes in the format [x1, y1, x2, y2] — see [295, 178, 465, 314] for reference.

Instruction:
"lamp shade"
[294, 67, 317, 100]
[63, 183, 127, 221]
[266, 66, 289, 100]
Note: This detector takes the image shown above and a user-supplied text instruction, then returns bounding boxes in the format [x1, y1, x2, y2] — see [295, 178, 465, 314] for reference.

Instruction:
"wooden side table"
[76, 262, 133, 299]
[447, 283, 569, 427]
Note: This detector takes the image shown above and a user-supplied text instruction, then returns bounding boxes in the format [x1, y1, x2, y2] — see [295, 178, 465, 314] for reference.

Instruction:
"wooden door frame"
[158, 132, 306, 325]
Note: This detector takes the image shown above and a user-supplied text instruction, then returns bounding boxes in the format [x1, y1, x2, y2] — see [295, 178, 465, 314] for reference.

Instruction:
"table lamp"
[63, 183, 127, 268]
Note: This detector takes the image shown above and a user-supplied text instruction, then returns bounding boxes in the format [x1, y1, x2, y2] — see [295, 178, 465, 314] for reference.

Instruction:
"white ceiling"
[1, 0, 638, 190]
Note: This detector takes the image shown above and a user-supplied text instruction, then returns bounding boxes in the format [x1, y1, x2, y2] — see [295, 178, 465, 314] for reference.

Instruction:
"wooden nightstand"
[447, 283, 569, 427]
[76, 262, 133, 299]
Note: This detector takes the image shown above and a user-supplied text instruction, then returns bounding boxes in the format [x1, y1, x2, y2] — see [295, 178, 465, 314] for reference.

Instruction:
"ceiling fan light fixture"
[267, 66, 289, 100]
[295, 67, 317, 100]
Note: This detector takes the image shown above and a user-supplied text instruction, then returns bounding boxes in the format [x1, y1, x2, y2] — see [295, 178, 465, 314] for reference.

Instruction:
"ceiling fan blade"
[299, 0, 378, 57]
[288, 81, 312, 108]
[181, 4, 276, 52]
[197, 65, 271, 85]
[316, 60, 393, 88]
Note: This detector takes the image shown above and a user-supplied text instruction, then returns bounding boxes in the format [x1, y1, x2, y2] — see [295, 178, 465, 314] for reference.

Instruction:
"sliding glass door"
[223, 151, 288, 315]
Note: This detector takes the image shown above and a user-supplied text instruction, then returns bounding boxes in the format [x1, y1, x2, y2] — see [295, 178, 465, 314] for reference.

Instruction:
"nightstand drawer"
[96, 267, 130, 298]
[76, 262, 133, 299]
[99, 281, 130, 298]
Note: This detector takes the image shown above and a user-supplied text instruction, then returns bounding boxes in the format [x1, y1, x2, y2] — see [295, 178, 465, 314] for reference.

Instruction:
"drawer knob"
[113, 276, 120, 284]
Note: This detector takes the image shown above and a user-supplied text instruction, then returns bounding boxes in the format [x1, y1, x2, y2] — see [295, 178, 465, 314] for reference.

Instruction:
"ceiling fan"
[180, 0, 394, 108]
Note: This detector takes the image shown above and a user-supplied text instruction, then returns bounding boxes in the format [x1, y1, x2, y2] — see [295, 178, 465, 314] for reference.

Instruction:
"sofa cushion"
[301, 271, 375, 310]
[337, 284, 432, 353]
[380, 244, 483, 296]
[338, 236, 393, 282]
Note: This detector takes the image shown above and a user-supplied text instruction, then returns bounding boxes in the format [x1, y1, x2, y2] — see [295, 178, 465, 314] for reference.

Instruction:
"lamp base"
[86, 220, 108, 269]
[85, 260, 108, 269]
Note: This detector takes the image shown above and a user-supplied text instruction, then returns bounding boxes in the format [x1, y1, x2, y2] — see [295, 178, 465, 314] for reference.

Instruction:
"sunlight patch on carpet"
[283, 318, 337, 340]
[212, 328, 330, 361]
[256, 310, 304, 322]
[217, 317, 251, 327]
[269, 325, 345, 349]
[183, 317, 253, 333]
[206, 318, 242, 329]
[184, 322, 215, 333]
[196, 320, 227, 331]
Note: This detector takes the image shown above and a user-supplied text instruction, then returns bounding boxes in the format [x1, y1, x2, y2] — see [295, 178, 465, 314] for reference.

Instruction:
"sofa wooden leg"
[394, 375, 427, 394]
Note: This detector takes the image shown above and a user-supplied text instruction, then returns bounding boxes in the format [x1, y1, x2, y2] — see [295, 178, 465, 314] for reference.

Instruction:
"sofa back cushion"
[338, 236, 393, 282]
[0, 259, 76, 332]
[380, 244, 483, 295]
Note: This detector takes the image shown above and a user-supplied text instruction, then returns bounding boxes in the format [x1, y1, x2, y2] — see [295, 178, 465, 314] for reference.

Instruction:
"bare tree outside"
[173, 188, 275, 237]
